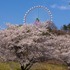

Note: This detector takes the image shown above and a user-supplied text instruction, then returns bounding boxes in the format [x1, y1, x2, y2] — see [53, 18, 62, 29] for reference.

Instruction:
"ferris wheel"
[23, 5, 53, 24]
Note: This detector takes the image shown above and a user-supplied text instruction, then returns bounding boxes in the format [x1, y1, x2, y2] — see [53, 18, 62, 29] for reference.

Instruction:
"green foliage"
[36, 18, 40, 22]
[62, 25, 68, 31]
[47, 27, 52, 32]
[27, 29, 31, 33]
[67, 23, 70, 30]
[62, 23, 70, 32]
[41, 32, 50, 36]
[51, 29, 66, 35]
[47, 27, 66, 35]
[19, 24, 23, 27]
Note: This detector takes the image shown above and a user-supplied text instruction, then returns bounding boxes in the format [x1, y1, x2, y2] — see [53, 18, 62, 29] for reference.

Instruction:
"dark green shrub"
[41, 32, 50, 36]
[27, 29, 31, 33]
[51, 29, 66, 35]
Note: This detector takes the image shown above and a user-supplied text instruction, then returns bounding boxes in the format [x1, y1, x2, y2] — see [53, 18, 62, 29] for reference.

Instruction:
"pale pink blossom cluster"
[0, 21, 70, 65]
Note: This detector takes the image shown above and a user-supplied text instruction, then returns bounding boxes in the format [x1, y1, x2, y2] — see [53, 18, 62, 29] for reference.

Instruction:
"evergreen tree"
[67, 23, 70, 31]
[62, 25, 68, 31]
[36, 18, 40, 22]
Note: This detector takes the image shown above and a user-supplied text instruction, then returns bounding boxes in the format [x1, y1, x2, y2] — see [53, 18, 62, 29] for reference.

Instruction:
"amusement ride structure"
[23, 5, 53, 25]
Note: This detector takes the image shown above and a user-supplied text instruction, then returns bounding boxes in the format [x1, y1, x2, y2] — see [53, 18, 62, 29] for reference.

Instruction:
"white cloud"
[51, 4, 56, 8]
[51, 4, 57, 9]
[62, 0, 70, 2]
[51, 4, 70, 10]
[58, 6, 70, 10]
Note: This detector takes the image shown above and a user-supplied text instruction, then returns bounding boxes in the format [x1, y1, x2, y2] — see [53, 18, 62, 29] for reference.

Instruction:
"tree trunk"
[21, 66, 25, 70]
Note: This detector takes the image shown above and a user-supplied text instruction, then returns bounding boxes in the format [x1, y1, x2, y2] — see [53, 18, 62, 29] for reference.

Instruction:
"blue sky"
[0, 0, 70, 29]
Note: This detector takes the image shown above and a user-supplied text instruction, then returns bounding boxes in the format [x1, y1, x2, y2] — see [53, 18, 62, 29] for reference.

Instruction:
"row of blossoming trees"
[0, 21, 56, 70]
[0, 21, 58, 70]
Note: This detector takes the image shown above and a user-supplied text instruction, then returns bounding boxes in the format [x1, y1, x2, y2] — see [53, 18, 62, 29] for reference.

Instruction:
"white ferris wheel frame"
[23, 5, 53, 24]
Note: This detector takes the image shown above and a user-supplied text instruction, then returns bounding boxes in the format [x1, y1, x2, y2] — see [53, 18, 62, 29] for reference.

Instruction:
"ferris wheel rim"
[23, 5, 53, 24]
